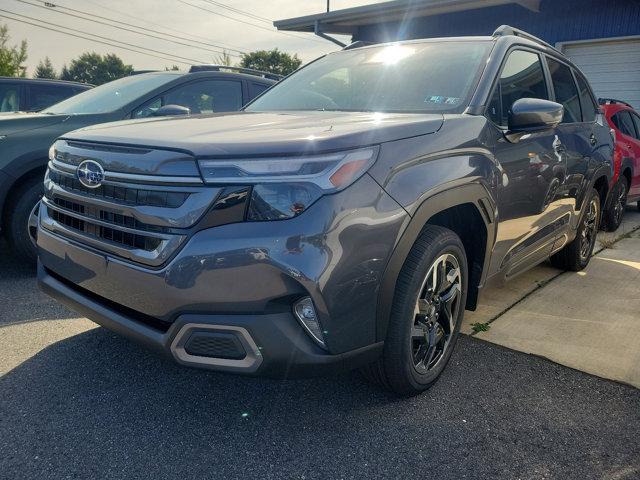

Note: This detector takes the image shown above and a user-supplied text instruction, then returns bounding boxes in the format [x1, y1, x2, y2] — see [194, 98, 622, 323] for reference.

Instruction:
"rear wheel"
[551, 188, 600, 271]
[360, 225, 467, 396]
[603, 178, 627, 232]
[4, 176, 43, 263]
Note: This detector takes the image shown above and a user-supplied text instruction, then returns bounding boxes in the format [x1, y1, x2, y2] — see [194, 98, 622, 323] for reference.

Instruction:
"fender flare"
[375, 182, 497, 342]
[581, 163, 613, 214]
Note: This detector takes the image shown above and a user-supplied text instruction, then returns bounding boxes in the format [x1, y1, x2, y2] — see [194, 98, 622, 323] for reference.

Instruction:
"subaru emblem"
[77, 160, 105, 189]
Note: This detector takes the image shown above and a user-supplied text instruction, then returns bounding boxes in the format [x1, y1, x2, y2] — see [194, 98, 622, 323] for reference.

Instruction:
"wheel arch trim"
[375, 182, 497, 342]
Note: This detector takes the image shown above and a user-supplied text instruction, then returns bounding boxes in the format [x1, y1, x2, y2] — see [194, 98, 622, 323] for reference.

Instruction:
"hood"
[0, 112, 69, 136]
[61, 111, 444, 156]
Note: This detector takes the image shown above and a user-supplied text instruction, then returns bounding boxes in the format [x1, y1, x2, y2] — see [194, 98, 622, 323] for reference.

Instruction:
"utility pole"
[327, 0, 330, 12]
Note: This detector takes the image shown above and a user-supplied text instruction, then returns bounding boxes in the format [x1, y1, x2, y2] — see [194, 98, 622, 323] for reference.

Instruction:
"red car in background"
[599, 98, 640, 230]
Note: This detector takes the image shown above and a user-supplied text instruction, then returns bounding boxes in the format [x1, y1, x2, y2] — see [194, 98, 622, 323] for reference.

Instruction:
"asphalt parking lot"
[1, 240, 640, 480]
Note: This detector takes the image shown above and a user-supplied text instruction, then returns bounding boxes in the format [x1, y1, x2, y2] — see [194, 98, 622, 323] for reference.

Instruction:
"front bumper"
[38, 262, 383, 377]
[37, 173, 406, 375]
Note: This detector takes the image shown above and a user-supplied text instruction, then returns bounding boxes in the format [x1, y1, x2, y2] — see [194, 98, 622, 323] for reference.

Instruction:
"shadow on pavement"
[0, 240, 73, 325]
[1, 328, 639, 480]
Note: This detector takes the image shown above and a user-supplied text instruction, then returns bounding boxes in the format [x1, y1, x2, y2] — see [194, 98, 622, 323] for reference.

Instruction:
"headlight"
[197, 146, 378, 221]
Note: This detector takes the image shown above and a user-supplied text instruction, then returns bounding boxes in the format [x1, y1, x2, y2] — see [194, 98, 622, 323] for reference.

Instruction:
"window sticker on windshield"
[424, 95, 460, 105]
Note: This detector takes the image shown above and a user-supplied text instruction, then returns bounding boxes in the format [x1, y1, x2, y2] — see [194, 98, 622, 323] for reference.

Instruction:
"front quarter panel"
[368, 116, 499, 214]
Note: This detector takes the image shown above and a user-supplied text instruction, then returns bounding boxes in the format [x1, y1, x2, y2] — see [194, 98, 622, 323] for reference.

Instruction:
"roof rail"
[598, 97, 633, 108]
[492, 25, 560, 53]
[188, 64, 282, 81]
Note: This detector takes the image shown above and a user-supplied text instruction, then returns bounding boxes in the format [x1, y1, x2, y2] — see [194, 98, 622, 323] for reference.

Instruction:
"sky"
[2, 0, 380, 76]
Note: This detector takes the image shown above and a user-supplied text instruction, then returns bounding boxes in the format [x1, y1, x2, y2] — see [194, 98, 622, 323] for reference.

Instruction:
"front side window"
[164, 80, 243, 114]
[487, 50, 549, 126]
[547, 58, 581, 123]
[133, 79, 244, 118]
[613, 111, 638, 138]
[246, 41, 492, 114]
[575, 73, 597, 122]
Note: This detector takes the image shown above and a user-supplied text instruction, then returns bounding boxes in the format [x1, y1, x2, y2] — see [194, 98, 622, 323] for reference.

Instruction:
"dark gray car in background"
[37, 27, 613, 396]
[0, 67, 276, 261]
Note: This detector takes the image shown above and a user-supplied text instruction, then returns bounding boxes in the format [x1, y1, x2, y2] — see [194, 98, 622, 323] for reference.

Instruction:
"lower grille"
[184, 332, 247, 360]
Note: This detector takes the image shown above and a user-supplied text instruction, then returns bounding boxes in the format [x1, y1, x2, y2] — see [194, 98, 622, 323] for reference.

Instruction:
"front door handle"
[590, 134, 597, 146]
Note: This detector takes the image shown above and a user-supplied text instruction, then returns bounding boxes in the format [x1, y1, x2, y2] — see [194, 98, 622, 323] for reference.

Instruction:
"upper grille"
[40, 140, 246, 267]
[47, 170, 190, 208]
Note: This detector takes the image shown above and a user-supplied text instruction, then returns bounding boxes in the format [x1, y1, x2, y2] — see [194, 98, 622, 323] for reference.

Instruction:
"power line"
[0, 13, 193, 65]
[13, 0, 244, 57]
[176, 0, 327, 44]
[81, 0, 247, 53]
[200, 0, 272, 24]
[0, 9, 208, 65]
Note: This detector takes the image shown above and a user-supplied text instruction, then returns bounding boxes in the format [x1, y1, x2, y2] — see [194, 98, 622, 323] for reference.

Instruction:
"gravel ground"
[1, 240, 639, 480]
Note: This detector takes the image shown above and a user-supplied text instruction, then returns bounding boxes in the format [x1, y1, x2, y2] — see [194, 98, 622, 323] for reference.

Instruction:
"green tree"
[0, 24, 28, 77]
[165, 65, 180, 71]
[34, 57, 57, 79]
[59, 52, 133, 85]
[240, 48, 301, 76]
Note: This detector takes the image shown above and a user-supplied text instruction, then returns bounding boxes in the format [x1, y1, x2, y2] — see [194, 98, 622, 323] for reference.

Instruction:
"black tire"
[4, 175, 43, 263]
[602, 178, 628, 232]
[637, 200, 640, 213]
[550, 188, 600, 272]
[360, 225, 468, 396]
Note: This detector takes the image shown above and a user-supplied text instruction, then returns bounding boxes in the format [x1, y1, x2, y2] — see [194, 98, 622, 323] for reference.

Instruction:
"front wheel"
[360, 225, 467, 396]
[602, 178, 627, 232]
[551, 188, 600, 271]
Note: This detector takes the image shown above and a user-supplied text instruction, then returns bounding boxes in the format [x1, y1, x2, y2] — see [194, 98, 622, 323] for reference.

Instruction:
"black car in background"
[0, 77, 92, 113]
[0, 66, 278, 261]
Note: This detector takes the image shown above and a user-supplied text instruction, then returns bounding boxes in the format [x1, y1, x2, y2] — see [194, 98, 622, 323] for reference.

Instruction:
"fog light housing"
[293, 297, 326, 349]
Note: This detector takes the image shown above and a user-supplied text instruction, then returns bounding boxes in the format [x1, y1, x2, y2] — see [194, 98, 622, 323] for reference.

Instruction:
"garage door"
[562, 38, 640, 110]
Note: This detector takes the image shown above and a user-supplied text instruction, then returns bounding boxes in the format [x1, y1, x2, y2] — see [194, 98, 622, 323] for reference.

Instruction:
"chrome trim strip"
[41, 197, 171, 240]
[44, 175, 215, 229]
[40, 203, 186, 267]
[49, 159, 203, 186]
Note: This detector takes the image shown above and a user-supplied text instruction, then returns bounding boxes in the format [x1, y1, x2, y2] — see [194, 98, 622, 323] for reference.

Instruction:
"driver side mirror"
[508, 98, 563, 133]
[152, 104, 191, 117]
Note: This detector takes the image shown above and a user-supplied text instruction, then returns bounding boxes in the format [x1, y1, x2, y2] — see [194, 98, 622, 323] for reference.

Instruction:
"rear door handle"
[590, 134, 597, 146]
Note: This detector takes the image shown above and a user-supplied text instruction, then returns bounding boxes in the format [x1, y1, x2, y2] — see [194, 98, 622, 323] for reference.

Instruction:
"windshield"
[42, 73, 178, 115]
[246, 41, 491, 114]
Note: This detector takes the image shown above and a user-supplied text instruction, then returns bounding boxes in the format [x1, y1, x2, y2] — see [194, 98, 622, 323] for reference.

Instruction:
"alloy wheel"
[579, 197, 599, 261]
[27, 200, 40, 248]
[411, 253, 462, 374]
[612, 181, 627, 226]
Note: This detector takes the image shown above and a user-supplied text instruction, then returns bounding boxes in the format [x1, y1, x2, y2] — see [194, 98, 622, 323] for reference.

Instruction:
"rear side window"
[27, 85, 77, 111]
[487, 50, 548, 126]
[575, 73, 597, 122]
[547, 58, 581, 123]
[0, 83, 21, 112]
[632, 112, 640, 140]
[613, 111, 638, 138]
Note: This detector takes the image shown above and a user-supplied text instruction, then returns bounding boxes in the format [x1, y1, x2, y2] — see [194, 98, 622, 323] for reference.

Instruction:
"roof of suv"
[0, 76, 92, 88]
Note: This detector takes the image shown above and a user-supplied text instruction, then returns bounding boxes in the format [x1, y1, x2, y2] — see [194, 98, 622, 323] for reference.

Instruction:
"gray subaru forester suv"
[37, 27, 613, 396]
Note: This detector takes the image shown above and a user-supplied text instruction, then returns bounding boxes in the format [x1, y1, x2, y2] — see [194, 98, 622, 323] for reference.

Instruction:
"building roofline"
[274, 0, 541, 35]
